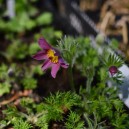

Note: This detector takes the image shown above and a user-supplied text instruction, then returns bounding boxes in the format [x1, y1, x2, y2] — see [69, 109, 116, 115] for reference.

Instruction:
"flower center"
[47, 49, 58, 63]
[47, 49, 55, 58]
[51, 56, 58, 63]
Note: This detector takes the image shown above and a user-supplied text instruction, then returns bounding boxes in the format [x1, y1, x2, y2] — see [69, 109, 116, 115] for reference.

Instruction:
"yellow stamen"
[47, 49, 55, 58]
[47, 49, 58, 63]
[51, 56, 58, 63]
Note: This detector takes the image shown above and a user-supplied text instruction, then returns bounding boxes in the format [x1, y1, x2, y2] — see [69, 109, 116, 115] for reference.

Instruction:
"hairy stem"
[69, 66, 75, 92]
[86, 77, 93, 94]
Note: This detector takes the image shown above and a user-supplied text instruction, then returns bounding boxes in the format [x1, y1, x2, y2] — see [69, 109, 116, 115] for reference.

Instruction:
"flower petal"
[38, 37, 51, 50]
[32, 51, 47, 60]
[59, 58, 69, 68]
[51, 63, 60, 78]
[42, 59, 52, 71]
[53, 48, 61, 56]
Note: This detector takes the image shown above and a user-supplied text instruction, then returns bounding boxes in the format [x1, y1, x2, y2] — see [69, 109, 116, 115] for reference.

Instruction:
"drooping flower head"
[109, 66, 118, 76]
[32, 37, 69, 78]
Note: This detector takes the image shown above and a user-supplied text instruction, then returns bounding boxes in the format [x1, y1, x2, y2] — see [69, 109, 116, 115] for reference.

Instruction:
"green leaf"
[29, 43, 40, 55]
[6, 40, 28, 60]
[0, 82, 11, 96]
[25, 19, 36, 30]
[0, 64, 8, 80]
[36, 12, 52, 25]
[22, 77, 37, 89]
[32, 65, 44, 75]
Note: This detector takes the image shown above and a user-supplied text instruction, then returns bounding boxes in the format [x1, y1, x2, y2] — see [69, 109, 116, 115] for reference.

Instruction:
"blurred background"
[1, 0, 129, 52]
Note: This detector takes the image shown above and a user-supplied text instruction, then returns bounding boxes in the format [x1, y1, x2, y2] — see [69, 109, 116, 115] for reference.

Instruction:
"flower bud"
[109, 66, 118, 76]
[95, 33, 105, 45]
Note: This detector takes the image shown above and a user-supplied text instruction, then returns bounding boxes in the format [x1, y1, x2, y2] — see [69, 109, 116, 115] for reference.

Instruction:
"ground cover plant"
[0, 34, 128, 129]
[0, 1, 129, 129]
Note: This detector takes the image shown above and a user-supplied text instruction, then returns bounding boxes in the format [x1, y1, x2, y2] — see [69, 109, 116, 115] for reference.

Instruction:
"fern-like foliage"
[44, 91, 81, 121]
[45, 91, 81, 110]
[2, 92, 82, 129]
[65, 111, 84, 129]
[0, 120, 8, 129]
[13, 118, 32, 129]
[83, 113, 107, 129]
[104, 54, 124, 68]
[82, 85, 129, 129]
[3, 105, 20, 120]
[35, 114, 49, 129]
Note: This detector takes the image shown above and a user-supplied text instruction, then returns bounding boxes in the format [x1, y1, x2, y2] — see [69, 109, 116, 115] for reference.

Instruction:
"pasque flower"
[109, 66, 118, 76]
[32, 37, 69, 78]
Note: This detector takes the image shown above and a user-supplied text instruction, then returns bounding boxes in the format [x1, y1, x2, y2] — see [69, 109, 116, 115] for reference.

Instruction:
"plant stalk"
[86, 77, 93, 94]
[69, 66, 75, 92]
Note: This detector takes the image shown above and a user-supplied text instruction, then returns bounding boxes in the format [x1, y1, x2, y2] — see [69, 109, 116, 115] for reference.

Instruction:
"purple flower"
[32, 37, 69, 78]
[109, 66, 118, 76]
